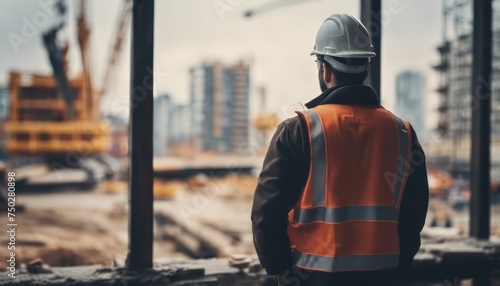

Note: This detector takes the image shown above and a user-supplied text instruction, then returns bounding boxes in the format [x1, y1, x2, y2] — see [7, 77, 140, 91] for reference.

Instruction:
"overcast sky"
[0, 0, 442, 133]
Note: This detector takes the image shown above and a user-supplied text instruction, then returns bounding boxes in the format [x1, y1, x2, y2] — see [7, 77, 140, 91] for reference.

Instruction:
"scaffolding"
[434, 0, 500, 173]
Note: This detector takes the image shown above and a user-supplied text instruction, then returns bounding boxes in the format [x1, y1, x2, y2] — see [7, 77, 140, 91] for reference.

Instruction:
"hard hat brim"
[311, 50, 376, 58]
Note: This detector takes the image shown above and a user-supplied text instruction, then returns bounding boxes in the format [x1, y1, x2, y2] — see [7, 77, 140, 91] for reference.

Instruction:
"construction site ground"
[0, 184, 184, 271]
[0, 175, 258, 271]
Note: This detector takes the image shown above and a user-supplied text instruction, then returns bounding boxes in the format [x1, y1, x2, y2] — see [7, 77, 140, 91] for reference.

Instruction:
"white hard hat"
[311, 13, 375, 73]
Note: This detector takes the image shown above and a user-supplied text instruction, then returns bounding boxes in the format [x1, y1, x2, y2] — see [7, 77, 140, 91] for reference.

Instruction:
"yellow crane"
[1, 0, 131, 188]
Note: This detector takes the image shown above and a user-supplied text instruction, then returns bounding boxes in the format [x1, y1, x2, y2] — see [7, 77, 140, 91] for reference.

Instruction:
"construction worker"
[251, 13, 429, 286]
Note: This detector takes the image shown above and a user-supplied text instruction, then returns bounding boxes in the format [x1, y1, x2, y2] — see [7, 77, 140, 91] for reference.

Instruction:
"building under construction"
[434, 0, 500, 176]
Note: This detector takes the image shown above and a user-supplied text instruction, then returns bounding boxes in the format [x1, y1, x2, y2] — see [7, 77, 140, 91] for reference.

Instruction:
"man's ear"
[322, 64, 334, 84]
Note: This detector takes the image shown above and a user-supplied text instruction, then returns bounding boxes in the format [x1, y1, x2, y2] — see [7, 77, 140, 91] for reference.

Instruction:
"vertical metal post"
[128, 0, 154, 270]
[360, 0, 382, 99]
[470, 0, 492, 280]
[469, 0, 492, 241]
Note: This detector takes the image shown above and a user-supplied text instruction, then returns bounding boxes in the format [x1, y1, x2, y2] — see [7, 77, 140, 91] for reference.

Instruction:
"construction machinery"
[1, 0, 131, 189]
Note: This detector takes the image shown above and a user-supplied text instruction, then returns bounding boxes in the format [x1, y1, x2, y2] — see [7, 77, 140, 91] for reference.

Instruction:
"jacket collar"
[305, 85, 381, 109]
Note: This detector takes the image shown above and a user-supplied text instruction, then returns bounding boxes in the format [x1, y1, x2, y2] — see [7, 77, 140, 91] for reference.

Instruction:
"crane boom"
[77, 0, 93, 120]
[244, 0, 318, 18]
[100, 0, 132, 99]
[42, 0, 74, 119]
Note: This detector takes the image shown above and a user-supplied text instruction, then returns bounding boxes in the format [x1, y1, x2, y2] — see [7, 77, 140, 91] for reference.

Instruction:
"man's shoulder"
[279, 115, 307, 133]
[281, 115, 301, 126]
[274, 115, 309, 152]
[270, 115, 309, 162]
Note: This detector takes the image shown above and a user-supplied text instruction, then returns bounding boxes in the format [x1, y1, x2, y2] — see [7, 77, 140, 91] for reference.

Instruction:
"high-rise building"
[167, 103, 192, 156]
[170, 103, 191, 143]
[153, 94, 173, 157]
[0, 85, 9, 122]
[395, 71, 427, 137]
[190, 61, 250, 153]
[433, 0, 500, 166]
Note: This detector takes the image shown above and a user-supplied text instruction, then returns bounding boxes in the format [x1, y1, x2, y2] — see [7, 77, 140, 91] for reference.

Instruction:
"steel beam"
[360, 0, 382, 99]
[469, 0, 492, 242]
[128, 0, 154, 270]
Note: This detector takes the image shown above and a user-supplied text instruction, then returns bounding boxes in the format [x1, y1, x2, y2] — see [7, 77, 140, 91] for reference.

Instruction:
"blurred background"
[0, 0, 499, 275]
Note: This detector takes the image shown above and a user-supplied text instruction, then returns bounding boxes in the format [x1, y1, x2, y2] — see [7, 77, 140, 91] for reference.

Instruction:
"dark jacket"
[251, 85, 429, 278]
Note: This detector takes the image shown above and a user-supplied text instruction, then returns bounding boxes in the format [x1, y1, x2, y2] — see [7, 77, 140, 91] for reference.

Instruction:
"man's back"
[251, 85, 429, 285]
[289, 102, 412, 272]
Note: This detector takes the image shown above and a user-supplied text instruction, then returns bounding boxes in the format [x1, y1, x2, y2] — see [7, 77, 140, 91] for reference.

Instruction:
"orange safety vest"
[288, 104, 413, 273]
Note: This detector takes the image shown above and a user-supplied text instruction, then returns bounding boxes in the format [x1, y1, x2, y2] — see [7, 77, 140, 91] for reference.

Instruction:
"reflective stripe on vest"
[293, 251, 400, 272]
[291, 107, 412, 273]
[393, 115, 410, 208]
[304, 109, 327, 206]
[293, 205, 399, 224]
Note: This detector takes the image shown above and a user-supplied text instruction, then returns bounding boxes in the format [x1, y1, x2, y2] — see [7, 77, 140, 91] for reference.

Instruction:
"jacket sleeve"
[251, 118, 308, 275]
[397, 126, 429, 270]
